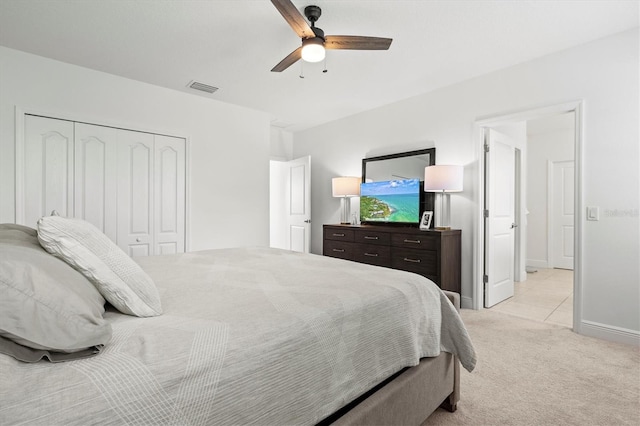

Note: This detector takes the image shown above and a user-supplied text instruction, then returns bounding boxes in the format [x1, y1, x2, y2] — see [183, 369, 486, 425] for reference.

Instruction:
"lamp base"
[339, 197, 352, 225]
[434, 192, 452, 231]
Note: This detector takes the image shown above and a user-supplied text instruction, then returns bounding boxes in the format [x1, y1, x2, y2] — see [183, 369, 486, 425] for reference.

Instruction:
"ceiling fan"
[270, 0, 393, 72]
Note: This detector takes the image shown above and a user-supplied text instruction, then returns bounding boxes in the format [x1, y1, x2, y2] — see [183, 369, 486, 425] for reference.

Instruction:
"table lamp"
[424, 165, 463, 230]
[332, 176, 361, 224]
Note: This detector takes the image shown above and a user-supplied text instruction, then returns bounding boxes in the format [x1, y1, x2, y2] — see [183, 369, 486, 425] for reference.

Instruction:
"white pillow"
[0, 224, 111, 361]
[37, 215, 162, 317]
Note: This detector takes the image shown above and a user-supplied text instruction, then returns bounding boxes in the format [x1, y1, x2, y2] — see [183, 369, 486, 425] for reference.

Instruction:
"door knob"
[304, 219, 311, 223]
[510, 223, 518, 229]
[136, 237, 141, 242]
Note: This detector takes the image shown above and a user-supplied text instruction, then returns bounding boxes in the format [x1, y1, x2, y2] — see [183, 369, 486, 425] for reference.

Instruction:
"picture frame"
[419, 211, 433, 230]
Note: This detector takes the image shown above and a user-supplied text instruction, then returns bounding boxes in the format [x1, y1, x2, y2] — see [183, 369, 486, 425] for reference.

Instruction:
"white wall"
[526, 114, 575, 268]
[0, 46, 271, 250]
[270, 127, 294, 161]
[292, 29, 639, 340]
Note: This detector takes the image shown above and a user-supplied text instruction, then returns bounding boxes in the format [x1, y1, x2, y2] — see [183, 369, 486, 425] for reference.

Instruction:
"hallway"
[489, 268, 573, 328]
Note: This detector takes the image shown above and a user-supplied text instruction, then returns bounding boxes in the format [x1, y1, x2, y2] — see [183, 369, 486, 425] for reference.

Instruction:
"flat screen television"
[360, 179, 420, 224]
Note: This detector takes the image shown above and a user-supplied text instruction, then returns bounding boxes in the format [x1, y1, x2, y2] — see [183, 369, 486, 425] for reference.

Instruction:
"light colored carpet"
[423, 309, 640, 425]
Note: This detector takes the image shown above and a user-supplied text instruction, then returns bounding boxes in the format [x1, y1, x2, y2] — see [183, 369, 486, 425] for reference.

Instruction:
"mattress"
[0, 247, 475, 425]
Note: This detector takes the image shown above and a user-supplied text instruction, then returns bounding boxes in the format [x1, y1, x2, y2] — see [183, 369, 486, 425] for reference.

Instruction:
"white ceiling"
[0, 0, 638, 132]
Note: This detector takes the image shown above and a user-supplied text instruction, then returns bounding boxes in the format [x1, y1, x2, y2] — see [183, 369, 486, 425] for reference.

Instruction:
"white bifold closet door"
[153, 135, 186, 255]
[116, 129, 155, 257]
[22, 115, 186, 257]
[116, 130, 186, 256]
[74, 122, 119, 242]
[23, 116, 75, 224]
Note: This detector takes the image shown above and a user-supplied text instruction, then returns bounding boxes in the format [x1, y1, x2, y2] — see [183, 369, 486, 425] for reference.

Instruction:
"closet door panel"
[74, 123, 118, 242]
[154, 135, 186, 255]
[117, 130, 154, 257]
[23, 115, 74, 227]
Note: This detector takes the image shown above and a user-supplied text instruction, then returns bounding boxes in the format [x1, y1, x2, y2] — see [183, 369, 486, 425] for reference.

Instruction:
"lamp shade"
[332, 176, 361, 197]
[424, 165, 463, 192]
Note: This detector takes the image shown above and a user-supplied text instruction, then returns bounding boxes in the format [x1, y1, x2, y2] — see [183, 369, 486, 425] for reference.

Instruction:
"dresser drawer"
[323, 240, 354, 260]
[324, 227, 355, 242]
[354, 243, 391, 267]
[354, 229, 391, 246]
[392, 233, 438, 250]
[391, 248, 437, 276]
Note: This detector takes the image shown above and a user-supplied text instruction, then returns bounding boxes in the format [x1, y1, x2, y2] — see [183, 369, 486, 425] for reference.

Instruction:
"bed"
[0, 220, 475, 425]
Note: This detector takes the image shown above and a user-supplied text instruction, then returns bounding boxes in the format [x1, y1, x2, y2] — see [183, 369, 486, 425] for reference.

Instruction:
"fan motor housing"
[304, 5, 322, 23]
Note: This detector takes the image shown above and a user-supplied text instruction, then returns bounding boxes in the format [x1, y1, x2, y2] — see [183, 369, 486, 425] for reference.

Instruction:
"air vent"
[187, 80, 219, 94]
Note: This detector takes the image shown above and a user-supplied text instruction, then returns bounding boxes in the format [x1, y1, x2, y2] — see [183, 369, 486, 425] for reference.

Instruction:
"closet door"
[21, 114, 186, 257]
[22, 115, 74, 227]
[74, 123, 118, 242]
[117, 130, 155, 257]
[154, 135, 186, 255]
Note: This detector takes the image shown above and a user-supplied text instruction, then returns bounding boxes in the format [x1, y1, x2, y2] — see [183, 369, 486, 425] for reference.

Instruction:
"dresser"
[323, 224, 461, 293]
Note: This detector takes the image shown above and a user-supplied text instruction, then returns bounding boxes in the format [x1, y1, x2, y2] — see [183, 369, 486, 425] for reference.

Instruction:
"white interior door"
[22, 115, 74, 226]
[154, 135, 186, 255]
[485, 129, 516, 308]
[74, 123, 118, 242]
[117, 130, 155, 257]
[286, 156, 311, 253]
[552, 160, 574, 270]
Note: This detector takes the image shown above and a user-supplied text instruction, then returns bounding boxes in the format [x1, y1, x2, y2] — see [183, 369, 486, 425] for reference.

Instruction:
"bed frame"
[323, 291, 461, 425]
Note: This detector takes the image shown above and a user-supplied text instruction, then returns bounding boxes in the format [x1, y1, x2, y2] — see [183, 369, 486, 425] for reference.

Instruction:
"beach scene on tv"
[360, 179, 420, 223]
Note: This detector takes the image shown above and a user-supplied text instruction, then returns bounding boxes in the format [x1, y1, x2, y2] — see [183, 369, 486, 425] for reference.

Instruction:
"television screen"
[360, 179, 420, 224]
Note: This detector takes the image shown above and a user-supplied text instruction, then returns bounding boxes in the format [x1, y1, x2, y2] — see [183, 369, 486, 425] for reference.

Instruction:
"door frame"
[514, 147, 524, 282]
[473, 100, 584, 333]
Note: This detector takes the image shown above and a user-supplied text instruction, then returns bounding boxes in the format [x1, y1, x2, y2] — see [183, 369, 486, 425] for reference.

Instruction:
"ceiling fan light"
[301, 37, 325, 62]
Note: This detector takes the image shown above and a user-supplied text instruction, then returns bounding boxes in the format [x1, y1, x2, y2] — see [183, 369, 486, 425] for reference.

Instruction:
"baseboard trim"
[579, 320, 640, 346]
[461, 295, 473, 310]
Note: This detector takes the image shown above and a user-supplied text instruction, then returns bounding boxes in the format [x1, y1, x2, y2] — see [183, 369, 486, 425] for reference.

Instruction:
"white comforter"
[1, 247, 475, 425]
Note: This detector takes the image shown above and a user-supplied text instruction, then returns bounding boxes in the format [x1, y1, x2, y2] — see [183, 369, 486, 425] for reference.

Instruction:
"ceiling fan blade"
[271, 46, 302, 72]
[325, 35, 393, 50]
[271, 0, 314, 39]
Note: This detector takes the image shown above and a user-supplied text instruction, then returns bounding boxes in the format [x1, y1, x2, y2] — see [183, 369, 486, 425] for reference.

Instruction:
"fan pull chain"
[299, 61, 305, 78]
[323, 56, 328, 73]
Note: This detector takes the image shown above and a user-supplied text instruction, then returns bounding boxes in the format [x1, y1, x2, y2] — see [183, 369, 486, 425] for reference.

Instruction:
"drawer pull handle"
[403, 258, 421, 263]
[332, 248, 345, 253]
[333, 233, 345, 237]
[364, 236, 379, 240]
[404, 239, 421, 244]
[364, 253, 378, 257]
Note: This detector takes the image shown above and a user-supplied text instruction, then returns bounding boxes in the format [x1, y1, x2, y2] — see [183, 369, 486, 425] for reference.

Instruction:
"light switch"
[587, 206, 599, 221]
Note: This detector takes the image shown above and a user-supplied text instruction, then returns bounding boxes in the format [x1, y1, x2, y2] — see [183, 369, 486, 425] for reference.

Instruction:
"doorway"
[474, 101, 583, 332]
[269, 156, 312, 253]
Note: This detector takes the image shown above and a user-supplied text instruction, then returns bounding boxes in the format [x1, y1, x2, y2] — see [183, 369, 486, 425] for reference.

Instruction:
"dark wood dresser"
[323, 224, 461, 293]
